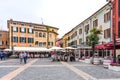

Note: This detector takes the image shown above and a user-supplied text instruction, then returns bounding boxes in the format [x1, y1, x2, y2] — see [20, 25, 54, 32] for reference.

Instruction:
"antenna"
[41, 18, 44, 24]
[1, 26, 2, 30]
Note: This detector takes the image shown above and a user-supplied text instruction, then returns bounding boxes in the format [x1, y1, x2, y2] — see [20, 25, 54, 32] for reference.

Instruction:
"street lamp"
[106, 0, 116, 63]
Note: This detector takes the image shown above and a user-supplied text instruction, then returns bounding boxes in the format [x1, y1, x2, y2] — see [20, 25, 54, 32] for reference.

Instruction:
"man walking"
[19, 52, 23, 64]
[0, 52, 3, 60]
[23, 52, 27, 64]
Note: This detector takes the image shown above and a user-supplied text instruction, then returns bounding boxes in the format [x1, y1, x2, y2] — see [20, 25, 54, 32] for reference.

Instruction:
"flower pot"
[85, 59, 91, 63]
[93, 58, 99, 65]
[103, 59, 111, 68]
[109, 65, 120, 71]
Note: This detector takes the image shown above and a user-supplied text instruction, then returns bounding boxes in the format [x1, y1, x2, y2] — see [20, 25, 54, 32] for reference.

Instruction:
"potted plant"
[109, 62, 120, 71]
[85, 56, 91, 63]
[103, 57, 111, 68]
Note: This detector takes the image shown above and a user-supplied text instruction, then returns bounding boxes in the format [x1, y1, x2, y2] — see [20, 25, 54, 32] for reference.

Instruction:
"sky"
[0, 0, 107, 38]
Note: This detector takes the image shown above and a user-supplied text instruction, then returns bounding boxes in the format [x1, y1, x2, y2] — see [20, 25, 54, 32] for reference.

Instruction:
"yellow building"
[0, 30, 9, 50]
[7, 19, 59, 49]
[62, 29, 74, 48]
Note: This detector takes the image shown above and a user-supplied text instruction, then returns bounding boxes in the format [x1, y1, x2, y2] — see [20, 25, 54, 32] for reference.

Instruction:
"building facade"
[7, 19, 59, 49]
[112, 0, 120, 39]
[62, 3, 112, 47]
[0, 30, 9, 50]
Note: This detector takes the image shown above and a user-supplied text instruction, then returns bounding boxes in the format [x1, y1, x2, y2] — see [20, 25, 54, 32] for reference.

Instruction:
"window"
[71, 31, 77, 39]
[86, 36, 89, 45]
[73, 40, 77, 45]
[2, 41, 4, 45]
[6, 41, 8, 45]
[0, 41, 2, 45]
[48, 42, 53, 46]
[20, 27, 26, 33]
[39, 32, 42, 37]
[0, 33, 2, 37]
[43, 42, 46, 46]
[13, 22, 16, 25]
[43, 33, 46, 38]
[13, 26, 18, 32]
[35, 32, 39, 37]
[52, 29, 54, 32]
[49, 34, 52, 38]
[79, 29, 82, 34]
[39, 42, 42, 47]
[104, 11, 110, 22]
[12, 36, 18, 42]
[28, 28, 33, 33]
[20, 37, 26, 43]
[68, 37, 70, 41]
[79, 39, 82, 44]
[21, 24, 24, 26]
[28, 38, 34, 43]
[104, 28, 110, 38]
[93, 19, 98, 27]
[85, 24, 89, 34]
[35, 41, 38, 45]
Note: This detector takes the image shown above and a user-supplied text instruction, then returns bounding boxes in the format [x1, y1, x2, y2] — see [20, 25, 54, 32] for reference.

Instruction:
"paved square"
[0, 58, 120, 80]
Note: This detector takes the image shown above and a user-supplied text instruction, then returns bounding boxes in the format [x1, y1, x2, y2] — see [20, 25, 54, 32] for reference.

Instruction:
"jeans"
[20, 58, 23, 64]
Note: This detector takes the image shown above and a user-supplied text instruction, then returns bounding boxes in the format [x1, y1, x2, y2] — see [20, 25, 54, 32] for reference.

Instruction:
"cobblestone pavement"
[0, 58, 120, 80]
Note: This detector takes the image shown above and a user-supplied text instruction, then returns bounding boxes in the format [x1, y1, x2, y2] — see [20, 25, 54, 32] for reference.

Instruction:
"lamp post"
[113, 33, 116, 63]
[106, 0, 116, 62]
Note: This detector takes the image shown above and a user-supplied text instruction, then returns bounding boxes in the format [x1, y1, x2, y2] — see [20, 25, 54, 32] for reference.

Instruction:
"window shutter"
[104, 30, 106, 38]
[28, 28, 29, 33]
[20, 28, 21, 32]
[2, 41, 4, 45]
[25, 38, 26, 43]
[17, 37, 18, 42]
[16, 27, 18, 32]
[96, 19, 98, 27]
[32, 38, 34, 43]
[20, 37, 21, 42]
[11, 26, 13, 32]
[24, 28, 26, 33]
[108, 28, 110, 38]
[104, 14, 106, 22]
[32, 29, 34, 33]
[6, 41, 7, 45]
[28, 38, 29, 43]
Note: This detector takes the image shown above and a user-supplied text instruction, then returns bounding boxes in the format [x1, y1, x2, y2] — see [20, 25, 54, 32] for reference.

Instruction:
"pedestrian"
[0, 52, 3, 60]
[3, 52, 6, 60]
[19, 52, 23, 64]
[64, 55, 68, 62]
[51, 51, 55, 61]
[23, 52, 27, 64]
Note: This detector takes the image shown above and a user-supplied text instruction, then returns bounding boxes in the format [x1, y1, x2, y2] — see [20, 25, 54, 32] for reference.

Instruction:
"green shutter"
[16, 27, 18, 32]
[25, 38, 26, 43]
[28, 28, 29, 33]
[24, 28, 26, 33]
[11, 26, 13, 32]
[20, 28, 21, 32]
[32, 29, 34, 34]
[17, 37, 18, 42]
[2, 41, 4, 45]
[20, 37, 21, 42]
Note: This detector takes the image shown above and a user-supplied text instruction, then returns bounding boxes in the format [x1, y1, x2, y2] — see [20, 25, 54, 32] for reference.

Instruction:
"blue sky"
[0, 0, 107, 38]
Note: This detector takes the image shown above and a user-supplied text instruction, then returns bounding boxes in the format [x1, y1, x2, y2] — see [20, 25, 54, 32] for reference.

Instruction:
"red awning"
[104, 41, 120, 47]
[95, 40, 120, 50]
[95, 44, 112, 50]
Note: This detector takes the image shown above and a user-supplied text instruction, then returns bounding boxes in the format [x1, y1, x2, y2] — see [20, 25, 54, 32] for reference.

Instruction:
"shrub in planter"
[110, 62, 120, 66]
